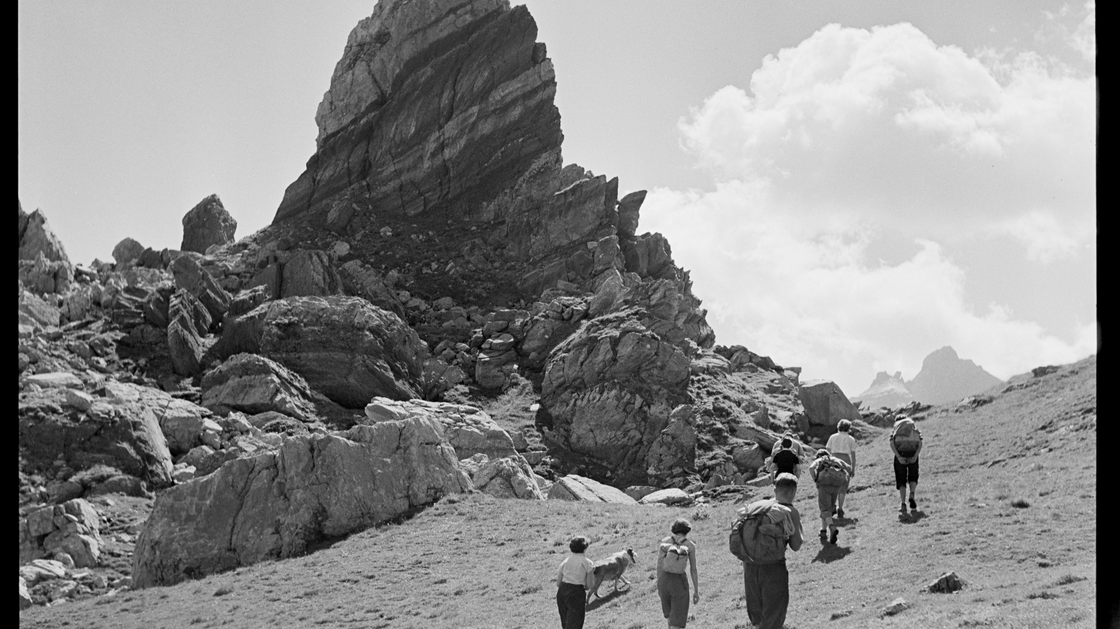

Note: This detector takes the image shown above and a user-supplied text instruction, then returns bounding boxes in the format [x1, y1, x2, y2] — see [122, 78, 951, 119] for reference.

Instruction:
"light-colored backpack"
[658, 540, 690, 574]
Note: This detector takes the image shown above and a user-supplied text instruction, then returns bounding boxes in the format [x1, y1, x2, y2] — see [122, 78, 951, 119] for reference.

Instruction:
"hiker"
[735, 472, 804, 629]
[824, 419, 857, 517]
[766, 432, 803, 480]
[890, 417, 924, 513]
[556, 535, 594, 629]
[655, 518, 700, 629]
[808, 448, 852, 544]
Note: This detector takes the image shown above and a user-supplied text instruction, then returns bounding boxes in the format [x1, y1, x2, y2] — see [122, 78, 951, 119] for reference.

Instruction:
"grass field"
[19, 357, 1097, 629]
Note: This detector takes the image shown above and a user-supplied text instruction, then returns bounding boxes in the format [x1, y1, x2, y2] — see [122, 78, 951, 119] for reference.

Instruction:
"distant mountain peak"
[855, 347, 1002, 408]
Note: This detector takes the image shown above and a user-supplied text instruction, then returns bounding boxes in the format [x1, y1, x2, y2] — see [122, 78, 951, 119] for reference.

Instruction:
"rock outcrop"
[276, 0, 561, 225]
[201, 353, 323, 422]
[19, 202, 71, 266]
[363, 397, 519, 460]
[212, 295, 434, 406]
[131, 415, 472, 588]
[181, 194, 237, 254]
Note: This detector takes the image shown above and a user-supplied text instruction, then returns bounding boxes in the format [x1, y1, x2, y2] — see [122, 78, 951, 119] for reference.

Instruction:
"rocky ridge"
[17, 0, 879, 603]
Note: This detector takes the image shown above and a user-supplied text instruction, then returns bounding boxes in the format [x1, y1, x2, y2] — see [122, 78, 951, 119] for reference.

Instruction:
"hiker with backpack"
[824, 419, 857, 517]
[808, 449, 852, 544]
[655, 518, 699, 629]
[766, 432, 803, 480]
[890, 417, 924, 513]
[556, 535, 595, 629]
[729, 472, 804, 629]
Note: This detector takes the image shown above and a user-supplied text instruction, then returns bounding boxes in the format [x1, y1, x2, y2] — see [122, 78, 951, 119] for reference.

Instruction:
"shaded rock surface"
[181, 194, 237, 254]
[131, 415, 472, 588]
[212, 295, 433, 407]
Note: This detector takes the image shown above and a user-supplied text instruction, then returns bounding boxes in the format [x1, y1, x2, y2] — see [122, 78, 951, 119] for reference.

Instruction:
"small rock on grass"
[880, 597, 909, 617]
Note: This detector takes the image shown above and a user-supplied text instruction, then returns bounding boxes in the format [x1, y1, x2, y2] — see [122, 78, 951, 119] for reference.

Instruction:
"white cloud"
[677, 22, 1095, 236]
[987, 210, 1090, 262]
[641, 183, 1096, 395]
[642, 20, 1095, 395]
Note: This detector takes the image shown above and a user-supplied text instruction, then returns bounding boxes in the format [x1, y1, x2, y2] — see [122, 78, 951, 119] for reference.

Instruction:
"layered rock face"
[212, 295, 435, 406]
[131, 415, 472, 588]
[276, 0, 560, 225]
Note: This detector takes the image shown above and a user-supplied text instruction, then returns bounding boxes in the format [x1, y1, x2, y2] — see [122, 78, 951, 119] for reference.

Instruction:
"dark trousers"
[556, 582, 586, 629]
[743, 561, 789, 629]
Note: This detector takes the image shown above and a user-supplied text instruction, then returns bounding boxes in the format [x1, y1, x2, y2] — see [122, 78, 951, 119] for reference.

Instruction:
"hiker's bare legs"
[908, 482, 917, 505]
[837, 491, 846, 512]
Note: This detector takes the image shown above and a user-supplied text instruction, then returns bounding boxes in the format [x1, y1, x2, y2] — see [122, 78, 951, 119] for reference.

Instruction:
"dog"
[586, 548, 637, 604]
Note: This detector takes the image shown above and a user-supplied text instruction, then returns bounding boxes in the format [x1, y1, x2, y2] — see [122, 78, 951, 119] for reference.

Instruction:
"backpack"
[891, 418, 922, 458]
[658, 541, 690, 574]
[771, 447, 800, 475]
[728, 499, 788, 564]
[815, 456, 848, 488]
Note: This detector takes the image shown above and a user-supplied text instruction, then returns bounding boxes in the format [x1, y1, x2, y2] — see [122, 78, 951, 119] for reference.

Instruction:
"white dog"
[586, 548, 637, 604]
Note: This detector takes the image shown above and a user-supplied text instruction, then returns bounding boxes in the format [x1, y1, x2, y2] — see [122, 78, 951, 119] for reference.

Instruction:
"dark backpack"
[728, 499, 787, 564]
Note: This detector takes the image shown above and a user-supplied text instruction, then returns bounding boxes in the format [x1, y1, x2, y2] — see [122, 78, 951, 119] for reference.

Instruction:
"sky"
[18, 0, 1096, 397]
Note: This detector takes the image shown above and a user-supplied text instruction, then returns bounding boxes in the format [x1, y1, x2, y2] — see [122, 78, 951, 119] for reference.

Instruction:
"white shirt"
[557, 553, 594, 585]
[826, 432, 856, 456]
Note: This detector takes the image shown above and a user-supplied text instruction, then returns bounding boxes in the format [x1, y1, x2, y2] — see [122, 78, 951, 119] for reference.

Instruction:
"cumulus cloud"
[677, 22, 1095, 236]
[645, 20, 1095, 394]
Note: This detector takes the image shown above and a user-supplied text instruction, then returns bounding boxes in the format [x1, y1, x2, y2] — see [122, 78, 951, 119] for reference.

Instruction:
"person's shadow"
[811, 544, 852, 564]
[899, 509, 926, 524]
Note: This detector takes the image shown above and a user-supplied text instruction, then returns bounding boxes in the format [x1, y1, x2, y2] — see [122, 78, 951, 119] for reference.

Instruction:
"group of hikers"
[556, 417, 925, 629]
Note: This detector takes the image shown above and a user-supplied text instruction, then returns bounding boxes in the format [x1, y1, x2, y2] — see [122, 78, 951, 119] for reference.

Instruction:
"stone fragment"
[19, 203, 70, 265]
[638, 488, 692, 506]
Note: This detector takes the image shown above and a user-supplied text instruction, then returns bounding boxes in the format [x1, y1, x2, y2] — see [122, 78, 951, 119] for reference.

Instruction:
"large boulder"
[797, 380, 860, 434]
[131, 415, 473, 588]
[539, 308, 692, 486]
[459, 453, 544, 500]
[212, 296, 432, 407]
[19, 203, 70, 265]
[363, 397, 519, 460]
[546, 475, 637, 504]
[181, 194, 237, 254]
[201, 353, 322, 422]
[112, 238, 145, 266]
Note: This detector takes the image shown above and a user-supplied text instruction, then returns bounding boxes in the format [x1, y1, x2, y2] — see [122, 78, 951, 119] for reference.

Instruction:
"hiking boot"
[819, 529, 828, 543]
[829, 529, 839, 545]
[836, 508, 845, 519]
[899, 502, 907, 513]
[909, 498, 917, 510]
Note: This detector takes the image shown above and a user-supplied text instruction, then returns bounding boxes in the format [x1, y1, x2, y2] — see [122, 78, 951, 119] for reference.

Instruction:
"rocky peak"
[907, 346, 1002, 406]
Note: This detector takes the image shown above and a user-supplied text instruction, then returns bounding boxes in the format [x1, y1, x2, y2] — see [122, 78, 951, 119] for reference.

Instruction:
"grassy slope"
[20, 357, 1096, 629]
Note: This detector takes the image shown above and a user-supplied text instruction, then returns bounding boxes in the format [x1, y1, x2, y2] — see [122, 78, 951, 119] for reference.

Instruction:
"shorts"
[893, 458, 919, 489]
[657, 571, 690, 627]
[817, 485, 841, 518]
